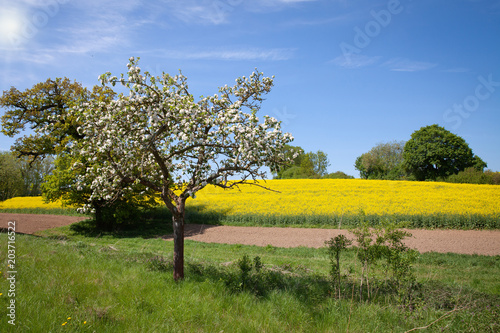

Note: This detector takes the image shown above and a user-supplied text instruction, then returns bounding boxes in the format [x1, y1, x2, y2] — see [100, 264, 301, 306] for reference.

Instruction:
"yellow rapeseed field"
[0, 196, 65, 209]
[186, 179, 500, 218]
[1, 180, 498, 228]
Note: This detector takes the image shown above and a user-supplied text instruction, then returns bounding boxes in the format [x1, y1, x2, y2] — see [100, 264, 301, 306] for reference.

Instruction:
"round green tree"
[402, 124, 486, 181]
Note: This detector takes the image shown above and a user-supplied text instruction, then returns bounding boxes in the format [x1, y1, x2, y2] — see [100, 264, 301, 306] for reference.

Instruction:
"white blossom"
[71, 56, 294, 217]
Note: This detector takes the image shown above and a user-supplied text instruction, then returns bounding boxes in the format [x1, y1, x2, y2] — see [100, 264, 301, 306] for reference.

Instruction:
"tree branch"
[403, 307, 463, 333]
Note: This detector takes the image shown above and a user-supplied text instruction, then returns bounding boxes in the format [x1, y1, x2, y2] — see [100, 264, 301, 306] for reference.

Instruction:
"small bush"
[325, 221, 419, 304]
[446, 167, 499, 185]
[322, 171, 355, 179]
[325, 235, 352, 298]
[486, 170, 500, 185]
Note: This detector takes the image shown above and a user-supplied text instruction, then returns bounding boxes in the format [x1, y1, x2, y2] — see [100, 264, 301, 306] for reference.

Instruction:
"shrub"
[446, 167, 493, 184]
[325, 234, 352, 298]
[485, 170, 500, 185]
[322, 171, 355, 179]
[325, 221, 418, 304]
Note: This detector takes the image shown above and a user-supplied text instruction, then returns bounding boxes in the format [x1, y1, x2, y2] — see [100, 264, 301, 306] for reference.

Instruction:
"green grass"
[0, 207, 85, 216]
[0, 217, 499, 332]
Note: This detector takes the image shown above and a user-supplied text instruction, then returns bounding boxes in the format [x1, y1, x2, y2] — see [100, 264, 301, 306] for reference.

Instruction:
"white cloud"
[159, 0, 318, 25]
[159, 47, 295, 61]
[159, 0, 238, 25]
[331, 55, 438, 72]
[17, 52, 55, 64]
[57, 0, 144, 52]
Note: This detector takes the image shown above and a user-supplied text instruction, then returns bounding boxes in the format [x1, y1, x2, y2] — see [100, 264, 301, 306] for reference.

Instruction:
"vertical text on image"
[6, 221, 17, 326]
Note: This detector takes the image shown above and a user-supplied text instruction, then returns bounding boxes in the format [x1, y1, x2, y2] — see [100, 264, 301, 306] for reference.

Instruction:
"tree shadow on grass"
[68, 205, 226, 239]
[69, 208, 173, 239]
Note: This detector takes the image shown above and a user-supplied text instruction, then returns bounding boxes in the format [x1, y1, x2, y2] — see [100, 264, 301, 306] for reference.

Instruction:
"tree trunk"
[94, 204, 109, 231]
[93, 201, 114, 232]
[172, 208, 185, 281]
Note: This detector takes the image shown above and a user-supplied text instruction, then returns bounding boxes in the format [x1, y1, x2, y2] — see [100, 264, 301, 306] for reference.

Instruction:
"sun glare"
[0, 8, 26, 47]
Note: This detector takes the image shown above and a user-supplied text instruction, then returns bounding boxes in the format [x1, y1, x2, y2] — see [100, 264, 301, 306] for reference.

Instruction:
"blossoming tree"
[72, 57, 294, 280]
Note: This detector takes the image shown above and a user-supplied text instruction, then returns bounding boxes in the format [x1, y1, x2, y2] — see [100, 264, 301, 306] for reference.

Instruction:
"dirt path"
[1, 213, 499, 256]
[0, 213, 90, 234]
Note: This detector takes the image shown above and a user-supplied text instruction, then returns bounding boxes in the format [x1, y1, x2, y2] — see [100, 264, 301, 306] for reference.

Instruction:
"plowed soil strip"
[2, 213, 499, 255]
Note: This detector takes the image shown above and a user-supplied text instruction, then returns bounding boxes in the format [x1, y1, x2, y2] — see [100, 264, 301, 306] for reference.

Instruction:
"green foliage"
[223, 142, 355, 181]
[237, 254, 253, 279]
[0, 78, 161, 231]
[326, 221, 420, 303]
[279, 165, 310, 179]
[253, 255, 263, 272]
[41, 153, 160, 231]
[446, 167, 500, 185]
[0, 151, 23, 201]
[351, 223, 384, 300]
[0, 78, 115, 158]
[272, 144, 304, 178]
[41, 153, 84, 206]
[0, 151, 55, 200]
[355, 141, 406, 180]
[322, 171, 355, 179]
[325, 235, 352, 298]
[378, 222, 420, 307]
[219, 254, 330, 300]
[403, 124, 485, 181]
[306, 150, 330, 177]
[19, 155, 55, 196]
[277, 148, 332, 179]
[489, 170, 500, 185]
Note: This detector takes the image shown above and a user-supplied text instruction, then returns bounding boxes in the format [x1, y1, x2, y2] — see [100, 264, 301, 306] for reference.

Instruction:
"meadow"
[0, 220, 499, 332]
[1, 179, 499, 331]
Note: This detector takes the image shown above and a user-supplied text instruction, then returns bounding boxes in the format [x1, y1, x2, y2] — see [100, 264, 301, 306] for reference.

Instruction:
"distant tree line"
[354, 124, 499, 184]
[273, 145, 354, 179]
[0, 151, 54, 201]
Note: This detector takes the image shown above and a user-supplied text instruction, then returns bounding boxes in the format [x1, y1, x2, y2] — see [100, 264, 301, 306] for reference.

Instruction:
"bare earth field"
[1, 213, 499, 256]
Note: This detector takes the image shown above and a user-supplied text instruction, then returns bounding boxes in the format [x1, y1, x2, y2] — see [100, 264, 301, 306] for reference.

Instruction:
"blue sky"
[1, 0, 499, 177]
